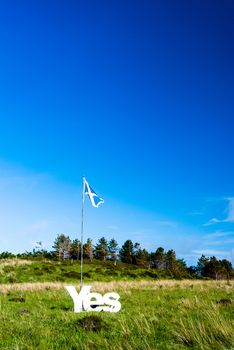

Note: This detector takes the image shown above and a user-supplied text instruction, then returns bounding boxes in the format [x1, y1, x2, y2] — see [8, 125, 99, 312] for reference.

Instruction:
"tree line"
[0, 233, 233, 280]
[52, 234, 188, 277]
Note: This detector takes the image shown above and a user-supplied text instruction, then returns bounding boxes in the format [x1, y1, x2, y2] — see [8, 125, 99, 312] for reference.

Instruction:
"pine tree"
[108, 238, 119, 265]
[135, 247, 150, 267]
[52, 234, 71, 260]
[83, 238, 94, 260]
[220, 259, 233, 282]
[196, 255, 209, 276]
[95, 237, 109, 260]
[119, 240, 134, 264]
[70, 239, 81, 260]
[165, 249, 176, 270]
[205, 256, 223, 280]
[154, 247, 166, 269]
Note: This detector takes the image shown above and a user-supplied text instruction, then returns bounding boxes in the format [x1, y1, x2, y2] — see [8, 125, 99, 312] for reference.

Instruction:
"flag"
[83, 178, 104, 208]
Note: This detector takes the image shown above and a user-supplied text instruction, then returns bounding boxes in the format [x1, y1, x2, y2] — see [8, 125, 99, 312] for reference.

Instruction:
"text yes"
[65, 285, 121, 313]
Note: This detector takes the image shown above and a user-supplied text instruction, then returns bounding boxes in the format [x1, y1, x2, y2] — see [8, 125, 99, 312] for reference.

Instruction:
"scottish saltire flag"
[83, 178, 104, 208]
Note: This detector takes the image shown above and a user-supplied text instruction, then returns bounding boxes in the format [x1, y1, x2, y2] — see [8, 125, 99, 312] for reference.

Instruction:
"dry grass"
[83, 279, 234, 292]
[0, 279, 233, 293]
[0, 282, 64, 293]
[0, 259, 32, 273]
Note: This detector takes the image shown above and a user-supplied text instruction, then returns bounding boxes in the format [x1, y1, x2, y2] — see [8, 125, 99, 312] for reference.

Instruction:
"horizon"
[0, 1, 233, 266]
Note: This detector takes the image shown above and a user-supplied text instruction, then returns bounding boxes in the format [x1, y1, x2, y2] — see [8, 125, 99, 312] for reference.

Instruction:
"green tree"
[197, 256, 229, 280]
[52, 234, 71, 260]
[154, 247, 166, 269]
[173, 258, 189, 278]
[0, 251, 15, 259]
[220, 259, 233, 282]
[204, 256, 223, 280]
[119, 240, 134, 264]
[164, 250, 188, 278]
[196, 255, 209, 276]
[108, 238, 119, 265]
[70, 239, 81, 260]
[135, 247, 150, 267]
[83, 238, 94, 260]
[165, 249, 176, 270]
[95, 237, 109, 260]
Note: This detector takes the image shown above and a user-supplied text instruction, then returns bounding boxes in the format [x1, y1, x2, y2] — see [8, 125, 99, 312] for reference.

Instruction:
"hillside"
[0, 258, 177, 284]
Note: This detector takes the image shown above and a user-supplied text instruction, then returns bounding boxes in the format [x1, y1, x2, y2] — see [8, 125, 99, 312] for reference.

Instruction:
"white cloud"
[226, 197, 234, 221]
[204, 231, 234, 238]
[204, 198, 234, 225]
[203, 238, 234, 246]
[201, 230, 234, 247]
[203, 218, 220, 226]
[192, 249, 230, 256]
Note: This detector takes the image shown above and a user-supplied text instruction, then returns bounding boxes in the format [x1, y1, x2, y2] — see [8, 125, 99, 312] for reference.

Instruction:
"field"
[0, 260, 233, 350]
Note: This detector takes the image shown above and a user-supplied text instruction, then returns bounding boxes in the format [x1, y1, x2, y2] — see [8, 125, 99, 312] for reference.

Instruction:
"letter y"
[65, 286, 91, 313]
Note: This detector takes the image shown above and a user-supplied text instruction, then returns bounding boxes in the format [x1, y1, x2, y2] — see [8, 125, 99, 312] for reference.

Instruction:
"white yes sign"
[65, 285, 121, 313]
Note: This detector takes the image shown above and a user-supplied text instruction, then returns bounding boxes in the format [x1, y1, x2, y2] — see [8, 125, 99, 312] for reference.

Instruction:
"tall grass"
[174, 306, 234, 350]
[0, 280, 233, 349]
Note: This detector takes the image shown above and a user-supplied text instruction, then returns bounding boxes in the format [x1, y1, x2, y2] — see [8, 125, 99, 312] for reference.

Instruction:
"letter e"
[83, 292, 104, 312]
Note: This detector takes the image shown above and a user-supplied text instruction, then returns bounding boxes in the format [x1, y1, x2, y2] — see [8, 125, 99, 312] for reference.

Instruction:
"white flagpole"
[80, 176, 85, 288]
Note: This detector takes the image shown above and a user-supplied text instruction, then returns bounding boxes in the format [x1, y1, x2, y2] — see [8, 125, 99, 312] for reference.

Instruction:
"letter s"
[102, 292, 121, 313]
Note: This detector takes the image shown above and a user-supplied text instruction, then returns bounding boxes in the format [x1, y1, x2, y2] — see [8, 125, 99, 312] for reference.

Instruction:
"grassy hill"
[0, 258, 174, 284]
[0, 259, 233, 349]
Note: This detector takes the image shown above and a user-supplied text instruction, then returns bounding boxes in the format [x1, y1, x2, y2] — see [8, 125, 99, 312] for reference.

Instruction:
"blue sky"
[0, 1, 233, 265]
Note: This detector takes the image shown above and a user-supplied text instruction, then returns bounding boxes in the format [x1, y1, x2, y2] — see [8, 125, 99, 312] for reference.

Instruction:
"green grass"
[0, 280, 233, 350]
[0, 259, 233, 349]
[0, 258, 165, 284]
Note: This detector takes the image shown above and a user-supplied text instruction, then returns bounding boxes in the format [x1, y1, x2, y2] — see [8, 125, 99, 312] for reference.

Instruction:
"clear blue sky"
[0, 0, 233, 265]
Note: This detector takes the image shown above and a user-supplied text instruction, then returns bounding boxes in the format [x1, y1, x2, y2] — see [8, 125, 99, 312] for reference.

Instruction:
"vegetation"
[0, 233, 233, 349]
[1, 233, 233, 280]
[0, 258, 186, 284]
[0, 280, 233, 349]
